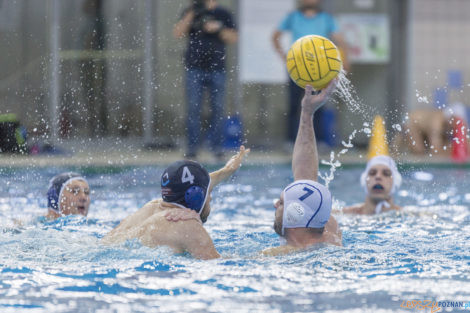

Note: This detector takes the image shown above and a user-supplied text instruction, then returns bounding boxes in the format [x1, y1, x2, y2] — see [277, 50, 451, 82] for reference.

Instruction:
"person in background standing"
[272, 0, 349, 148]
[173, 0, 238, 159]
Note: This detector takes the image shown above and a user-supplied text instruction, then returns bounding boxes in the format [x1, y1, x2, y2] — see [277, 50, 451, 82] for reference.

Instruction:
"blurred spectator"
[173, 0, 237, 159]
[272, 0, 349, 146]
[0, 113, 27, 153]
[82, 0, 107, 136]
[392, 103, 470, 155]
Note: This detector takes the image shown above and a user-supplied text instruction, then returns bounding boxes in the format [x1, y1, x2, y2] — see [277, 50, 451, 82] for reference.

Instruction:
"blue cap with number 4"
[161, 160, 211, 213]
[282, 180, 332, 235]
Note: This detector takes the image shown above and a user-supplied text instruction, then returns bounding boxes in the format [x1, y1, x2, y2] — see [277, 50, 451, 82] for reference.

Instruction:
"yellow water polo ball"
[286, 35, 342, 90]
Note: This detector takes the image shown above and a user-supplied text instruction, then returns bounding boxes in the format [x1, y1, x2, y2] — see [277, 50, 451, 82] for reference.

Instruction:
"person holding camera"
[173, 0, 238, 159]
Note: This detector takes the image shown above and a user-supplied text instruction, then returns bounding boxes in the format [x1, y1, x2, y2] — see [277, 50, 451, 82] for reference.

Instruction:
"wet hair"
[306, 227, 324, 234]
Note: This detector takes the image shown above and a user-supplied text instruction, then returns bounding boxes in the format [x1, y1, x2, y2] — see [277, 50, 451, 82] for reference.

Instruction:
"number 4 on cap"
[182, 166, 195, 184]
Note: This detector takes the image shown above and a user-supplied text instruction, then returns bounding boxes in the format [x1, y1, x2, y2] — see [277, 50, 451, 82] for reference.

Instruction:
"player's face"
[204, 0, 217, 10]
[273, 192, 285, 236]
[59, 180, 91, 216]
[366, 164, 393, 201]
[301, 0, 321, 9]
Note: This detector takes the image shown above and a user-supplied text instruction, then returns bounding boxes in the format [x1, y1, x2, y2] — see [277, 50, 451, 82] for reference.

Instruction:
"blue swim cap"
[47, 172, 87, 212]
[161, 160, 211, 213]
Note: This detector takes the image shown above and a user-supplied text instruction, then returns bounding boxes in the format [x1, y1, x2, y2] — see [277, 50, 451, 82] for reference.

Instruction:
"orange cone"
[367, 115, 389, 160]
[451, 117, 469, 163]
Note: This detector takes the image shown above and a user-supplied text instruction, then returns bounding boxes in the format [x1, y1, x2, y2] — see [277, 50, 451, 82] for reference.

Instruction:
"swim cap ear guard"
[47, 186, 60, 212]
[184, 186, 205, 213]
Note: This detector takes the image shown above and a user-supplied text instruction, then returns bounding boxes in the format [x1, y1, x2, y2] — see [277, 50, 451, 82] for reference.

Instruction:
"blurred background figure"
[81, 0, 107, 137]
[272, 0, 349, 149]
[173, 0, 238, 159]
[0, 113, 27, 153]
[343, 155, 402, 215]
[402, 108, 451, 155]
[392, 103, 470, 156]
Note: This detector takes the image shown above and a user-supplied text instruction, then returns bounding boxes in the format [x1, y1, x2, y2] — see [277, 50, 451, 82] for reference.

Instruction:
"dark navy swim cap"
[47, 172, 87, 212]
[161, 160, 210, 213]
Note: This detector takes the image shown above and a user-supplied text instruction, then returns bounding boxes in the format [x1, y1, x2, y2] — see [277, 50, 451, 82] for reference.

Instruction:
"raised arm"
[219, 27, 238, 45]
[173, 10, 194, 39]
[272, 30, 286, 60]
[292, 83, 336, 181]
[208, 145, 250, 193]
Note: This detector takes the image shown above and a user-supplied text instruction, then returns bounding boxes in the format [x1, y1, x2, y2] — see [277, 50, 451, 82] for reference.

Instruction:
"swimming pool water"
[1, 164, 470, 312]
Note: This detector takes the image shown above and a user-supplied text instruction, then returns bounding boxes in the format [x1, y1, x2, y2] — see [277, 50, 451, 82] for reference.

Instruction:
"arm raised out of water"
[209, 145, 250, 193]
[292, 82, 336, 181]
[164, 146, 250, 223]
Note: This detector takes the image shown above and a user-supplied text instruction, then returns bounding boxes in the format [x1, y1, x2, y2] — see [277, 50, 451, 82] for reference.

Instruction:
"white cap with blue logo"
[282, 180, 332, 236]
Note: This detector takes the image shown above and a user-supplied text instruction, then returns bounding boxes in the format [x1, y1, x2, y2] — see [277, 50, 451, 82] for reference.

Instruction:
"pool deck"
[0, 138, 465, 167]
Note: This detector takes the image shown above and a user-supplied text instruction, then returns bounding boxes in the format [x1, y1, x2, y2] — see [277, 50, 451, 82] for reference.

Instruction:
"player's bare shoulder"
[382, 203, 402, 212]
[323, 216, 342, 246]
[342, 204, 364, 214]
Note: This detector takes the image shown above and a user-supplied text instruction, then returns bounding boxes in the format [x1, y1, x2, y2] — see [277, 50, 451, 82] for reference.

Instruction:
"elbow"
[172, 25, 187, 39]
[224, 30, 238, 45]
[173, 29, 182, 39]
[229, 34, 238, 45]
[272, 31, 281, 44]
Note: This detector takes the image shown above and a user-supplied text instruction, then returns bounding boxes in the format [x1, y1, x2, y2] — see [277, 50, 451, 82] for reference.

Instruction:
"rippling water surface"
[1, 164, 469, 312]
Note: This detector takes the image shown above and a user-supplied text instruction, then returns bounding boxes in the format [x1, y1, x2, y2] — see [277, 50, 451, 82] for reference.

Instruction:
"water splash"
[334, 70, 368, 117]
[318, 71, 372, 186]
[319, 130, 357, 187]
[415, 90, 430, 104]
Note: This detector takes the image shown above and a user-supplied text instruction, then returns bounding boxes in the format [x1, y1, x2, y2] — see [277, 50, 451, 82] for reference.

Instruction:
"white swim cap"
[282, 180, 332, 235]
[360, 155, 402, 194]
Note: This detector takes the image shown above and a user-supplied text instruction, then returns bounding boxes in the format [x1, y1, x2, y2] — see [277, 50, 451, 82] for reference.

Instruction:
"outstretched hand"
[301, 80, 337, 115]
[209, 145, 250, 193]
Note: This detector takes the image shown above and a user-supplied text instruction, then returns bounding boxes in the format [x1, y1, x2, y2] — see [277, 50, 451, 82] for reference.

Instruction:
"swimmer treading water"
[343, 156, 402, 215]
[46, 172, 91, 219]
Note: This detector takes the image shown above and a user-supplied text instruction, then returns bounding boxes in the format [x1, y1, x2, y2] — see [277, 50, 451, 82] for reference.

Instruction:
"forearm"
[292, 108, 318, 181]
[208, 166, 234, 194]
[272, 31, 285, 59]
[220, 28, 237, 44]
[173, 12, 194, 38]
[208, 146, 249, 193]
[209, 169, 229, 193]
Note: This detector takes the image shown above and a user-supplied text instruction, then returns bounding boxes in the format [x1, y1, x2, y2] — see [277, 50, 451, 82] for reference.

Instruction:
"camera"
[192, 0, 206, 17]
[191, 0, 215, 33]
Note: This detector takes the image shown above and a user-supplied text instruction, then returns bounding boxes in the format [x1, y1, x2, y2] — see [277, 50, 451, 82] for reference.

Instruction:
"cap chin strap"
[375, 200, 390, 214]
